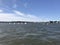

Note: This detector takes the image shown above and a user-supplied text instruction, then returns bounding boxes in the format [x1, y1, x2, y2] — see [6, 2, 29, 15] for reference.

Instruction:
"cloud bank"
[0, 10, 41, 22]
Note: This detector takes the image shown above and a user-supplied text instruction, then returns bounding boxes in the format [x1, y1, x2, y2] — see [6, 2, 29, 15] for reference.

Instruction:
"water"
[0, 23, 60, 45]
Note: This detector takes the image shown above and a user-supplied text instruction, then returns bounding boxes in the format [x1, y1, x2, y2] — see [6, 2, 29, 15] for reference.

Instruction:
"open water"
[0, 23, 60, 45]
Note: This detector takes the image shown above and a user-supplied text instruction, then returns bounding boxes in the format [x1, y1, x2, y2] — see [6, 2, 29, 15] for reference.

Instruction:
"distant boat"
[9, 23, 11, 24]
[21, 23, 23, 24]
[24, 22, 27, 24]
[17, 23, 20, 24]
[13, 23, 16, 24]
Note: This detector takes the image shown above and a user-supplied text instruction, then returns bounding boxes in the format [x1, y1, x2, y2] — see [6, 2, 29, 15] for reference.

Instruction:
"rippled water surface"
[0, 23, 60, 45]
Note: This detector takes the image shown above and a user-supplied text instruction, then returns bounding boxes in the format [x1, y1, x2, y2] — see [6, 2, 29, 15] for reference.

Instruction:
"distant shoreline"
[0, 21, 37, 23]
[0, 21, 59, 24]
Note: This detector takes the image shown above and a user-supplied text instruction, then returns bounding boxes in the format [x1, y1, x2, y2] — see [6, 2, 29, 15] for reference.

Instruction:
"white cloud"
[27, 14, 38, 19]
[13, 10, 25, 16]
[13, 10, 41, 22]
[0, 10, 41, 22]
[0, 10, 3, 12]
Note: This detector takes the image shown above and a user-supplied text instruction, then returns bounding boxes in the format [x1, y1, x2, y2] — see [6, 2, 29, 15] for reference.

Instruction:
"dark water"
[0, 23, 60, 45]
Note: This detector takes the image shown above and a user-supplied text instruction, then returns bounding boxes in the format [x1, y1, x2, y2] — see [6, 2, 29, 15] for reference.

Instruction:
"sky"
[0, 0, 60, 22]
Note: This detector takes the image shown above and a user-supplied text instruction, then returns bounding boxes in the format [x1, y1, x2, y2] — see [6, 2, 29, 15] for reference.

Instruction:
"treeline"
[0, 21, 34, 23]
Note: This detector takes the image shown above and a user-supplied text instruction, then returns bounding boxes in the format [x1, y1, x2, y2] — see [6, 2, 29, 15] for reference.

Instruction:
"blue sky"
[0, 0, 60, 22]
[18, 0, 60, 21]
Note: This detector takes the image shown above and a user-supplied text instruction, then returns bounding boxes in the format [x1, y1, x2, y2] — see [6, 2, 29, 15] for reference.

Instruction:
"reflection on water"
[0, 23, 60, 45]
